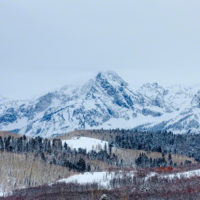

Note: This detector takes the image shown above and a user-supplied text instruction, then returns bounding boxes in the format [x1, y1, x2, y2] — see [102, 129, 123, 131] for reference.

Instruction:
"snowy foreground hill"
[57, 169, 200, 189]
[1, 71, 200, 137]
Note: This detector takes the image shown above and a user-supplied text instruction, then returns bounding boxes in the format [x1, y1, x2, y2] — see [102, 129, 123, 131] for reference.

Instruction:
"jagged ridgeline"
[1, 71, 200, 137]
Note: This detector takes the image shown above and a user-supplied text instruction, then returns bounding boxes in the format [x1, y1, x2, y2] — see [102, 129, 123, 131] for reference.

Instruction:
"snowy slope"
[58, 168, 200, 189]
[58, 171, 134, 189]
[58, 172, 114, 188]
[1, 71, 200, 137]
[62, 137, 108, 152]
[146, 169, 200, 180]
[163, 169, 200, 179]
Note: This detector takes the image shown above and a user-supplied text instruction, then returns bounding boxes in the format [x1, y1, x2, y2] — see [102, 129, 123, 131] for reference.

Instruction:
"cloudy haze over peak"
[0, 0, 200, 99]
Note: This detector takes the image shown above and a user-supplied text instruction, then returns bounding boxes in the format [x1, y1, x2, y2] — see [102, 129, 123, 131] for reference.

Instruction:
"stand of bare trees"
[0, 152, 74, 195]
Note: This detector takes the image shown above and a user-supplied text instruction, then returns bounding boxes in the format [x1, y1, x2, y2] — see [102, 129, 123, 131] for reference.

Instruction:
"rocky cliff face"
[1, 71, 200, 137]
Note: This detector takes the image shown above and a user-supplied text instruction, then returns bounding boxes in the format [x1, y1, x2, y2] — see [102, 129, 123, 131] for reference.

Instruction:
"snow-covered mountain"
[1, 71, 200, 137]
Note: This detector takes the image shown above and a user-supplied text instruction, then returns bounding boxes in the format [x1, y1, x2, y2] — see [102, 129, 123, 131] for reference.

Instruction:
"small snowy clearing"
[58, 171, 134, 189]
[62, 137, 108, 152]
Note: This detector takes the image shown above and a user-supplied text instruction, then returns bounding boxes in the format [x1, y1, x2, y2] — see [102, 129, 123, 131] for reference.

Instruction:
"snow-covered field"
[58, 171, 134, 189]
[58, 172, 113, 188]
[163, 169, 200, 179]
[62, 137, 108, 152]
[58, 168, 200, 189]
[2, 168, 200, 197]
[146, 169, 200, 180]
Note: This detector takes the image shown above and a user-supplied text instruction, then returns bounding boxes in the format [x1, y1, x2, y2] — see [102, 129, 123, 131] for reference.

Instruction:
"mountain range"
[1, 71, 200, 137]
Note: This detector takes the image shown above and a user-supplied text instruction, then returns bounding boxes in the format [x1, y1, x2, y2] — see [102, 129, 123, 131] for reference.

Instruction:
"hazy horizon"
[1, 70, 200, 101]
[1, 0, 200, 99]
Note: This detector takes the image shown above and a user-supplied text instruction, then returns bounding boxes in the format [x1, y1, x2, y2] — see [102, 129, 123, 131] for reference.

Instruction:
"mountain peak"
[96, 71, 128, 87]
[80, 71, 129, 97]
[2, 70, 200, 137]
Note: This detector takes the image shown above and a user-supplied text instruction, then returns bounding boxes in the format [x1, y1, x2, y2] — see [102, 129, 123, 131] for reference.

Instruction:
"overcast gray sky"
[0, 0, 200, 99]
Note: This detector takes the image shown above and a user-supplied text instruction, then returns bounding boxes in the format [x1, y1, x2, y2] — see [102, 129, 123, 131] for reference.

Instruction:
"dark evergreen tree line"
[135, 153, 168, 168]
[0, 135, 118, 172]
[112, 130, 200, 162]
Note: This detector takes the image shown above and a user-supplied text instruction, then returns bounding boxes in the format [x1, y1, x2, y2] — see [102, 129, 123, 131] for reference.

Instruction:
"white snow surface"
[58, 172, 112, 188]
[58, 171, 134, 189]
[0, 190, 3, 197]
[57, 169, 200, 189]
[146, 169, 200, 180]
[2, 71, 200, 137]
[62, 137, 108, 152]
[0, 186, 8, 197]
[163, 169, 200, 179]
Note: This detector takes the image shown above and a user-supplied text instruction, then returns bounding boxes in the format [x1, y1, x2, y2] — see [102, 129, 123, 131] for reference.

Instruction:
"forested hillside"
[0, 129, 199, 198]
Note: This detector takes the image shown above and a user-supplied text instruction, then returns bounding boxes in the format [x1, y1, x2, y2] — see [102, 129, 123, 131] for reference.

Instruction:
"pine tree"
[109, 143, 113, 155]
[0, 136, 4, 151]
[41, 152, 46, 162]
[77, 158, 86, 172]
[104, 143, 107, 153]
[168, 153, 172, 161]
[64, 142, 68, 150]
